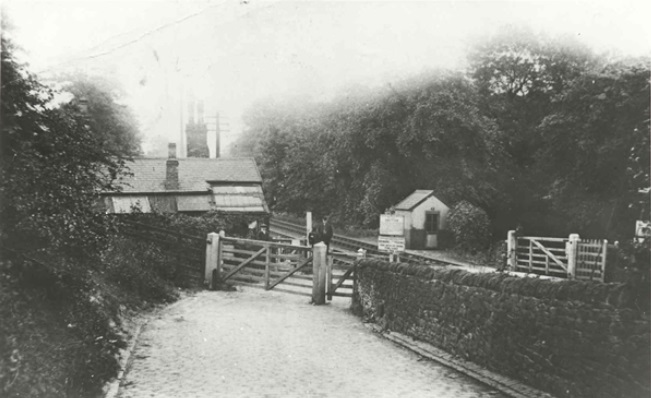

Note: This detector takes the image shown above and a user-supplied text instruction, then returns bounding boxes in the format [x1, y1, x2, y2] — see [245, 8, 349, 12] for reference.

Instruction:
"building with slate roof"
[392, 190, 450, 249]
[100, 143, 269, 216]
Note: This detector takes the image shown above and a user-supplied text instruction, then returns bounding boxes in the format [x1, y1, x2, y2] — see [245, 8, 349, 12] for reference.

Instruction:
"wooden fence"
[507, 231, 608, 282]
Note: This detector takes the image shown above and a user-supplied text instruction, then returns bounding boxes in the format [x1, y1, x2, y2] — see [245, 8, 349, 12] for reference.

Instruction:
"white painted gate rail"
[507, 231, 608, 282]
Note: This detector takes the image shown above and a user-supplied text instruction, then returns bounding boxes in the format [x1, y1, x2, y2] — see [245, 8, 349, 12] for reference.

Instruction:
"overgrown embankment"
[353, 260, 650, 398]
[0, 239, 180, 397]
[0, 212, 252, 397]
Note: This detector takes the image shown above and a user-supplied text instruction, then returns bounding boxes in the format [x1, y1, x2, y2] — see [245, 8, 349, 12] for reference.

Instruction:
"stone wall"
[352, 260, 650, 398]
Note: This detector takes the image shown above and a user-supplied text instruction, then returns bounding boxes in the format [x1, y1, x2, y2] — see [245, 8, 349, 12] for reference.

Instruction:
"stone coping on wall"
[365, 323, 555, 398]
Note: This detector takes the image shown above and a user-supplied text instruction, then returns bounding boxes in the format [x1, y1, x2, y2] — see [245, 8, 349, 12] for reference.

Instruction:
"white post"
[567, 233, 580, 280]
[312, 242, 327, 305]
[357, 248, 367, 260]
[507, 230, 517, 271]
[326, 250, 333, 300]
[205, 232, 220, 288]
[306, 211, 312, 243]
[601, 240, 608, 282]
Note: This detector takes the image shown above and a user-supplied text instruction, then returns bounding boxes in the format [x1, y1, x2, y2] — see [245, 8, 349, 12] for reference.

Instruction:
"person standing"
[257, 223, 271, 241]
[309, 216, 333, 252]
[320, 216, 333, 252]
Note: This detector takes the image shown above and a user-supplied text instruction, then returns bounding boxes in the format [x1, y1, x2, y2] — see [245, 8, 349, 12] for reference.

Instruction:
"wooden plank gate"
[507, 231, 608, 282]
[205, 233, 357, 302]
[575, 239, 608, 282]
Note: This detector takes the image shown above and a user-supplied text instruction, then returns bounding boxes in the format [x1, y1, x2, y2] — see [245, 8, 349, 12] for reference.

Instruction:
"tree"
[447, 201, 492, 252]
[536, 59, 650, 238]
[53, 72, 142, 157]
[469, 26, 596, 167]
[0, 32, 132, 254]
[237, 73, 509, 229]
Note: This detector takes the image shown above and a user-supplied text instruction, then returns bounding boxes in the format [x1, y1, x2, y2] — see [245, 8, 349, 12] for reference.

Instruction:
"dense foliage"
[0, 34, 136, 255]
[0, 27, 152, 398]
[235, 28, 650, 243]
[447, 201, 491, 252]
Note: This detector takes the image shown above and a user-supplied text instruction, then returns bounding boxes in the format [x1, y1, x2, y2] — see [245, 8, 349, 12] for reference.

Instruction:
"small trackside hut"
[392, 190, 450, 250]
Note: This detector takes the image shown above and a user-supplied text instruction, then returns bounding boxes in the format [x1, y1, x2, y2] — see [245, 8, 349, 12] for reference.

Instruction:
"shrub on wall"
[447, 201, 491, 252]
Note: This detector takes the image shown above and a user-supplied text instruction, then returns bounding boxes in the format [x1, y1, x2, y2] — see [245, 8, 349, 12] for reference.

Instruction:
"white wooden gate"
[575, 239, 608, 282]
[507, 231, 608, 282]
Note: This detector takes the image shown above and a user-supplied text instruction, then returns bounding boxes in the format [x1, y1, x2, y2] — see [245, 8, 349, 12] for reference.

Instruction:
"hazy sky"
[3, 0, 650, 156]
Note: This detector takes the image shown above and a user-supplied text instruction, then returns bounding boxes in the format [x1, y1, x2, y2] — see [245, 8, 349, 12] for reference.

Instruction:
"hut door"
[424, 212, 439, 248]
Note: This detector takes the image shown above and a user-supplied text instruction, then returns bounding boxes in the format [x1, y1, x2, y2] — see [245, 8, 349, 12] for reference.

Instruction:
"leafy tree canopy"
[52, 72, 142, 157]
[1, 30, 134, 254]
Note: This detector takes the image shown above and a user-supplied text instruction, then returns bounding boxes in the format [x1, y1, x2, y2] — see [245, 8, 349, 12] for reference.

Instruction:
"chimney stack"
[165, 143, 179, 190]
[197, 100, 204, 124]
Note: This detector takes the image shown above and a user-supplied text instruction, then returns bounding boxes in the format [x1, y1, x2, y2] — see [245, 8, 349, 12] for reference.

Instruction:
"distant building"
[100, 143, 269, 216]
[185, 99, 210, 158]
[392, 190, 450, 249]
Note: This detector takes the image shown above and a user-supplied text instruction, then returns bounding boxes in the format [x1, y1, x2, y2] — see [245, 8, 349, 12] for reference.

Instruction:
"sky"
[3, 0, 650, 157]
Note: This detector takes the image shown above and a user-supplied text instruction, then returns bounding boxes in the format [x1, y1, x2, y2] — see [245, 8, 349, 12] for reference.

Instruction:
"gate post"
[566, 233, 580, 280]
[205, 232, 220, 289]
[312, 242, 327, 305]
[326, 249, 333, 301]
[306, 211, 312, 243]
[507, 230, 517, 271]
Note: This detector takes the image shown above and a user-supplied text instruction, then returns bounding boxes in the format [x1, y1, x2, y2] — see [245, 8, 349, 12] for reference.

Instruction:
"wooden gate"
[217, 236, 314, 297]
[575, 239, 608, 282]
[327, 251, 357, 300]
[513, 236, 569, 278]
[206, 234, 359, 300]
[507, 231, 608, 282]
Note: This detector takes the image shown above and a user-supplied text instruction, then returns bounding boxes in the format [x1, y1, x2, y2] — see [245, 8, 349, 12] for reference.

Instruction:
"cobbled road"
[117, 287, 505, 398]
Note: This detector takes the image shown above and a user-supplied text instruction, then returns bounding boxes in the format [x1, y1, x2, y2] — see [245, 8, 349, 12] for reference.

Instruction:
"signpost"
[380, 215, 404, 236]
[378, 236, 406, 252]
[379, 213, 405, 262]
[635, 220, 651, 243]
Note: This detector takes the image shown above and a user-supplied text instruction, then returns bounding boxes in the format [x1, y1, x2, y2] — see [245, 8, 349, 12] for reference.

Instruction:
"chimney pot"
[166, 143, 179, 190]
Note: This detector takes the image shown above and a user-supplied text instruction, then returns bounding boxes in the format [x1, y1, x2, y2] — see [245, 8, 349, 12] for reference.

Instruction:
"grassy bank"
[0, 212, 253, 397]
[0, 238, 183, 398]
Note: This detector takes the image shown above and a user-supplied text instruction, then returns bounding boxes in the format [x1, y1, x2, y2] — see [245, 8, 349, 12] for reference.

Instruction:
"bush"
[0, 255, 125, 398]
[118, 212, 254, 239]
[437, 229, 455, 249]
[101, 239, 180, 303]
[447, 201, 491, 252]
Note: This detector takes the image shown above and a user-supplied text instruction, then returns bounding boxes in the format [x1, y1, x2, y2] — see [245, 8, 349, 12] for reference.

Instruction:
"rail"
[270, 219, 458, 267]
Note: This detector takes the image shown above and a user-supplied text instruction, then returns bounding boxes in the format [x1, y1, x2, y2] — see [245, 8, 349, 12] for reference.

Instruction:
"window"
[425, 212, 439, 234]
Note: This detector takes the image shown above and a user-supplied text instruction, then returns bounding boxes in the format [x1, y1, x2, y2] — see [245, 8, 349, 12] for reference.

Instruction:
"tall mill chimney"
[215, 112, 220, 158]
[165, 143, 179, 190]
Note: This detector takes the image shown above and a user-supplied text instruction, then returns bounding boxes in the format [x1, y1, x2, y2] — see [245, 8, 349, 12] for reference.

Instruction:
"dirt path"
[117, 288, 505, 398]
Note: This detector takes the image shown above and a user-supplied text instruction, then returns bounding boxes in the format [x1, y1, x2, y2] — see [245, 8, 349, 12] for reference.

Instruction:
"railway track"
[270, 218, 456, 267]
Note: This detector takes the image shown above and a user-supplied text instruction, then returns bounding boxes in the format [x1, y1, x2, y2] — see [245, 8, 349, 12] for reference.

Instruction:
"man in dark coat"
[309, 216, 333, 252]
[257, 223, 271, 241]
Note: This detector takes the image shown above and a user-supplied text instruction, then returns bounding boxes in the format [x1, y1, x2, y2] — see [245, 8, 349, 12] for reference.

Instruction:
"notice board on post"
[378, 214, 405, 252]
[378, 236, 406, 252]
[380, 215, 404, 236]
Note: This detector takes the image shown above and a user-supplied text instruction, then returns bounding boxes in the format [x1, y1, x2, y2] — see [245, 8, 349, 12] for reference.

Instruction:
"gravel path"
[117, 288, 505, 398]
